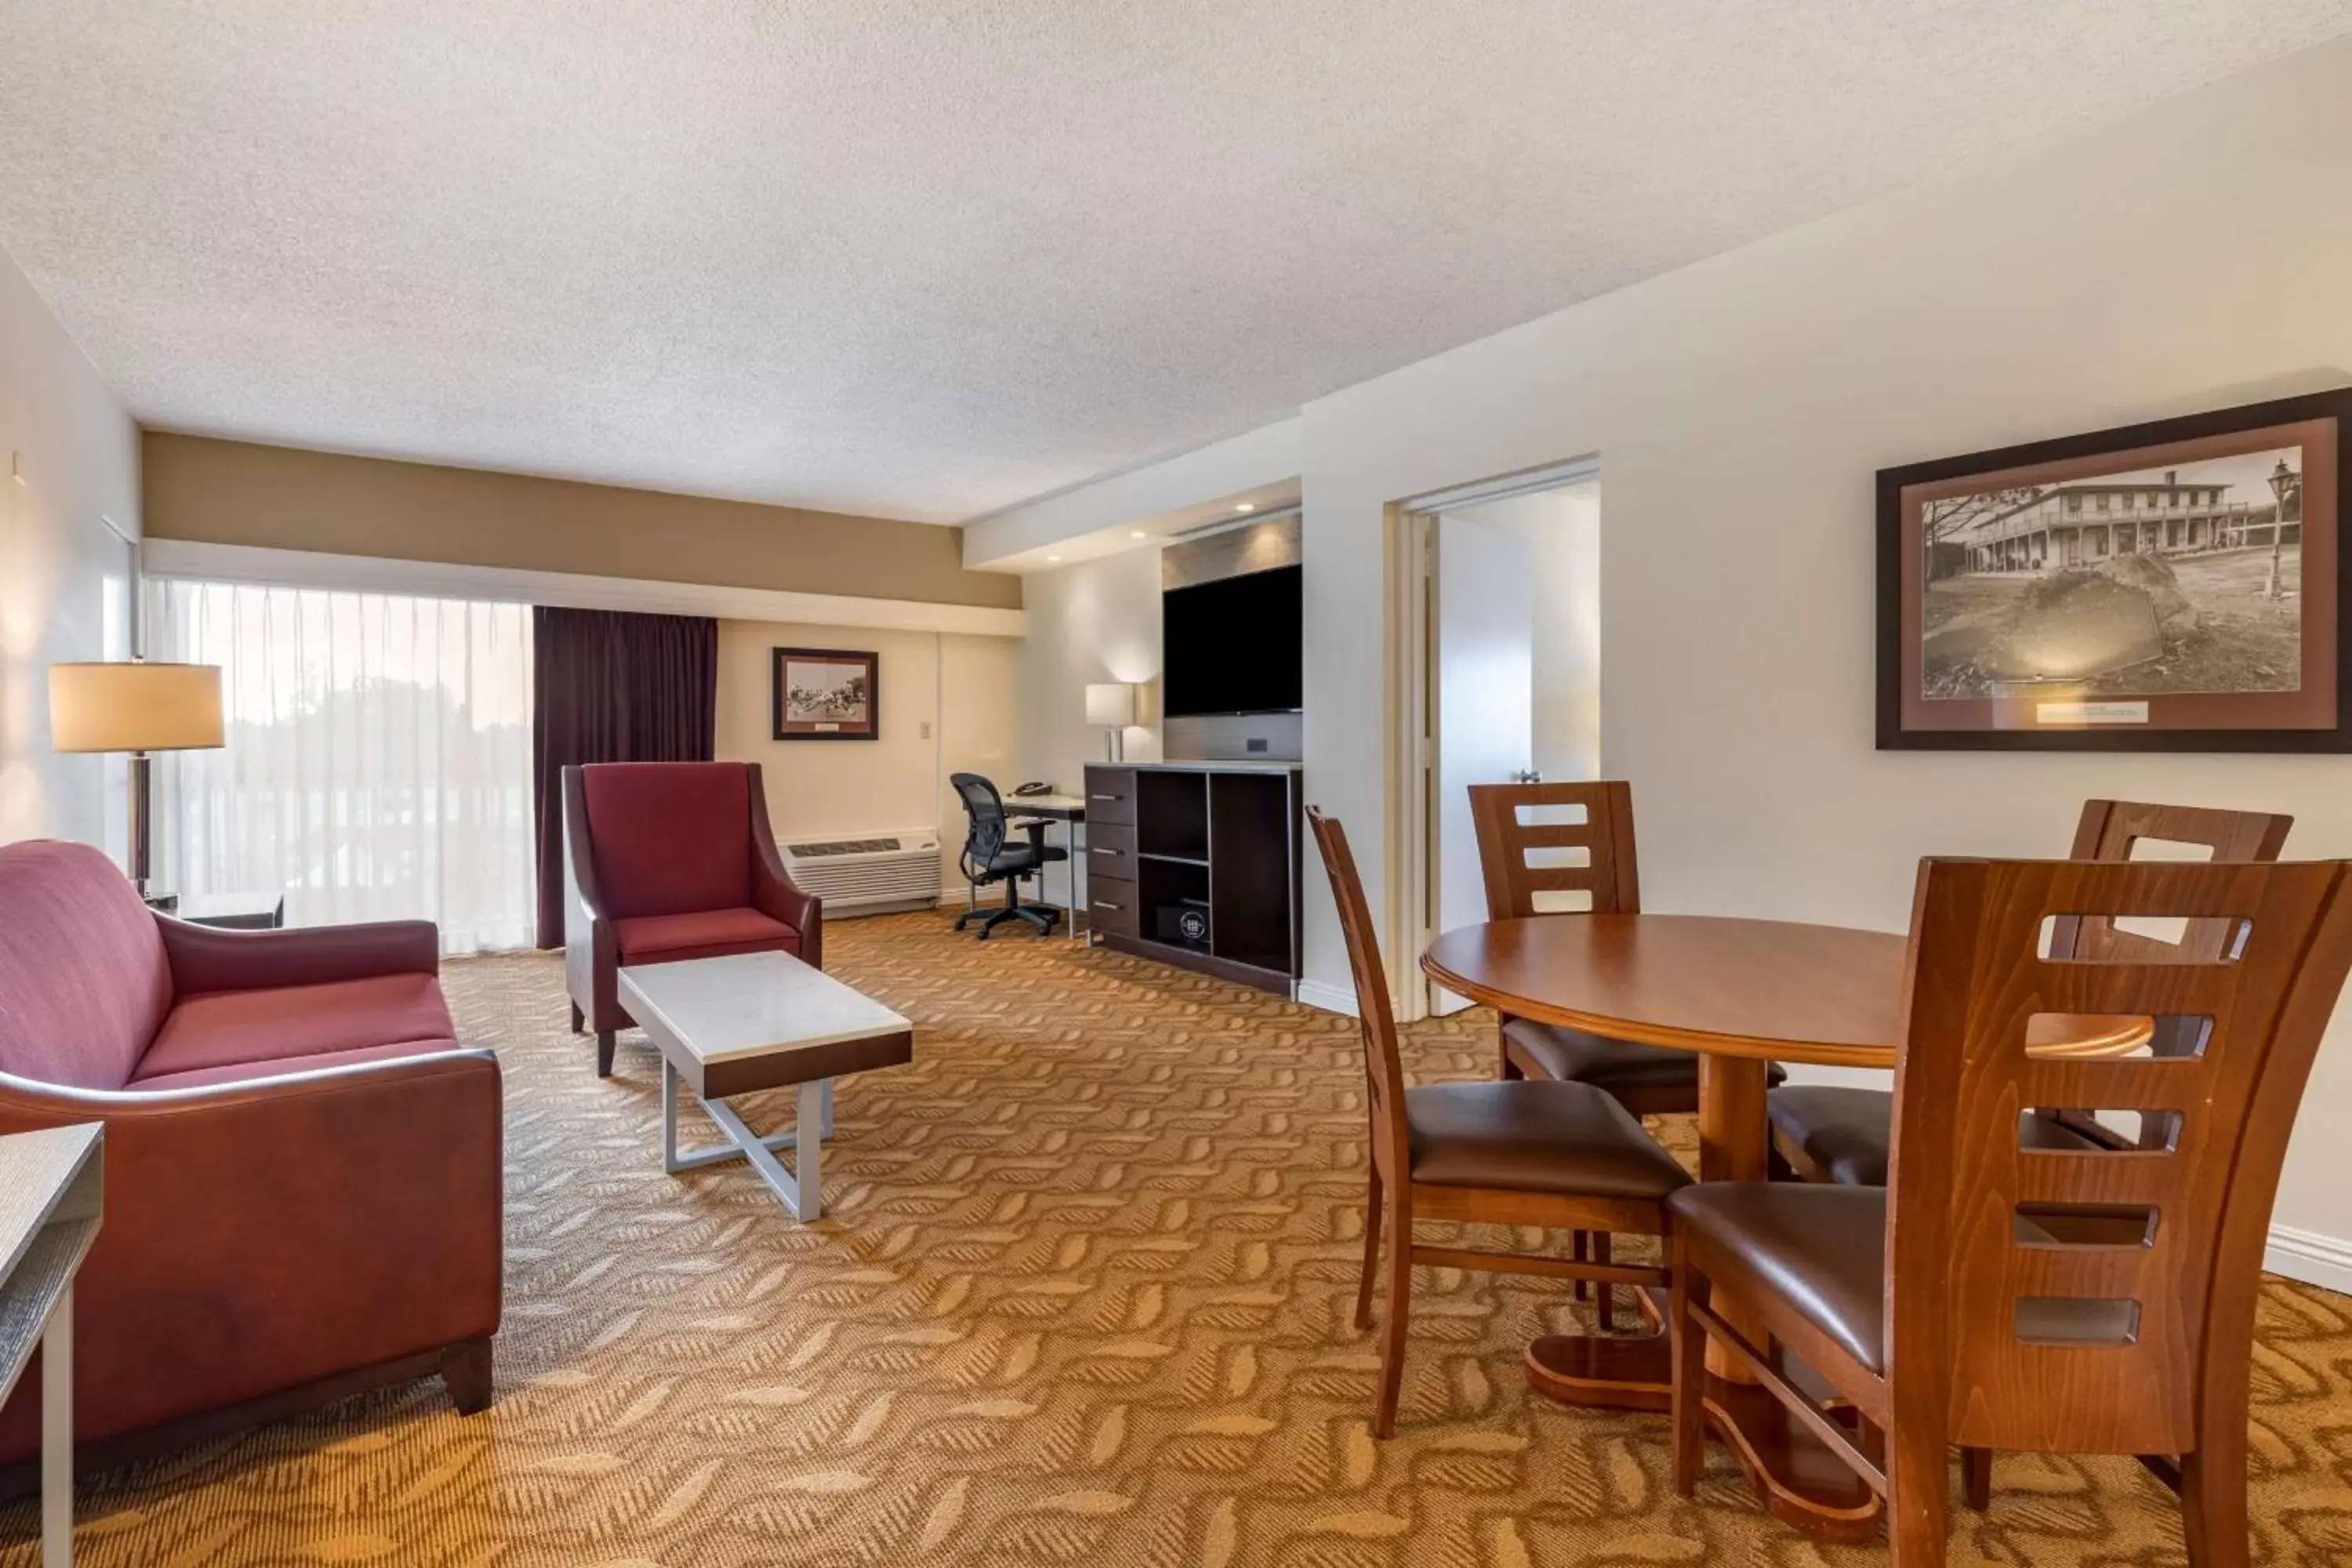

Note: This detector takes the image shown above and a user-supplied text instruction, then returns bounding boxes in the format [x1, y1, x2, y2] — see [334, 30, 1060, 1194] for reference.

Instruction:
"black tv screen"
[1163, 564, 1303, 717]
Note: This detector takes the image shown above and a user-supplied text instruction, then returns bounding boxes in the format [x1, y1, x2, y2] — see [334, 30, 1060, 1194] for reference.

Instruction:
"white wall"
[1006, 38, 2352, 1280]
[0, 245, 140, 849]
[965, 419, 1301, 568]
[714, 621, 1021, 891]
[1451, 484, 1602, 783]
[1294, 38, 2352, 1282]
[1015, 549, 1166, 791]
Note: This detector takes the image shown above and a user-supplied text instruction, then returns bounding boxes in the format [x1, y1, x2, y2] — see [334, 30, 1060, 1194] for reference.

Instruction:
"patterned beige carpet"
[5, 911, 2352, 1566]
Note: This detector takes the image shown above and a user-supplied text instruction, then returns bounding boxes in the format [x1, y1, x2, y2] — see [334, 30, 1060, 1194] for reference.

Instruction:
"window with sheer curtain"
[145, 579, 536, 955]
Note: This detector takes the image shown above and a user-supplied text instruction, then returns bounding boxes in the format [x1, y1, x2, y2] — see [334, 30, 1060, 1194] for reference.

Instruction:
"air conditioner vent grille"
[779, 829, 942, 914]
[794, 837, 905, 857]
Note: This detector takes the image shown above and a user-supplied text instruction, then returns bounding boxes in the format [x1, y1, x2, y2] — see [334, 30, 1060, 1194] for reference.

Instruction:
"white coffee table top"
[618, 951, 909, 1066]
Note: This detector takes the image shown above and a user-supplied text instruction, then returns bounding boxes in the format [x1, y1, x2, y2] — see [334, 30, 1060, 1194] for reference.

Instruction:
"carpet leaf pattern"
[4, 911, 2350, 1565]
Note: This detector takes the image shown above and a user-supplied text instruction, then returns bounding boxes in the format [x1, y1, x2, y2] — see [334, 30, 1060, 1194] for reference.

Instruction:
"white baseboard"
[1294, 978, 1358, 1017]
[2266, 1224, 2352, 1295]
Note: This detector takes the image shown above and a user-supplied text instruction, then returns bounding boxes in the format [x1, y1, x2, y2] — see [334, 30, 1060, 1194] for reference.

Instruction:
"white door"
[1429, 511, 1535, 1013]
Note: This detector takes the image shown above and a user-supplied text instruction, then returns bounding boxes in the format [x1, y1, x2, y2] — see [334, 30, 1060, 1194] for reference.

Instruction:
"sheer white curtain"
[145, 579, 536, 955]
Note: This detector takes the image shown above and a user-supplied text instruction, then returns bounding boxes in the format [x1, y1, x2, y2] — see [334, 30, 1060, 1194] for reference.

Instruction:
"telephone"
[1011, 780, 1054, 797]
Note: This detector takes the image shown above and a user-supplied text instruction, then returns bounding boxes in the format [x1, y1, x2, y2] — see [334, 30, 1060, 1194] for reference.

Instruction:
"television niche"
[1163, 563, 1303, 717]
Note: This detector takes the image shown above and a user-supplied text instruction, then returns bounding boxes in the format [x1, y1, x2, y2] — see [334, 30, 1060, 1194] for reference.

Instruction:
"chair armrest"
[746, 793, 823, 970]
[751, 845, 823, 968]
[562, 770, 622, 1029]
[0, 1053, 503, 1440]
[158, 916, 441, 995]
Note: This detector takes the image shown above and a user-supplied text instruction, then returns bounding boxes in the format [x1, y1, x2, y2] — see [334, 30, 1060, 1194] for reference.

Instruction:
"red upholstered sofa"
[0, 840, 502, 1479]
[564, 760, 822, 1076]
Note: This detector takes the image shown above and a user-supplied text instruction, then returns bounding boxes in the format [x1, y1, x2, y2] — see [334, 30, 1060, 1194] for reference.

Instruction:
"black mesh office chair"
[950, 773, 1067, 938]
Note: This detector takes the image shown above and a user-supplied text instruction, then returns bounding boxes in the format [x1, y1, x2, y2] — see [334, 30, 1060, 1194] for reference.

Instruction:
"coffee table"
[617, 951, 912, 1221]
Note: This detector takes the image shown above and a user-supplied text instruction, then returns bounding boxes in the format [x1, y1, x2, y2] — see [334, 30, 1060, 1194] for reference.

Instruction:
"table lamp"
[1084, 682, 1137, 761]
[49, 659, 224, 900]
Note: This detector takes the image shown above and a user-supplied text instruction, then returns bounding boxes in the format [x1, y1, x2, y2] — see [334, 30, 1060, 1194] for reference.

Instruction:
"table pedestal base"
[1525, 1330, 1880, 1545]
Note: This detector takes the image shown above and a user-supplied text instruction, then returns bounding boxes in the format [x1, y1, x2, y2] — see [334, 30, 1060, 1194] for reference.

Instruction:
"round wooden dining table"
[1420, 912, 2146, 1544]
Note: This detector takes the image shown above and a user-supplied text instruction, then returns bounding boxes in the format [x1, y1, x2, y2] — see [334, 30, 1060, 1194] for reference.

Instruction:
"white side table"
[0, 1124, 104, 1567]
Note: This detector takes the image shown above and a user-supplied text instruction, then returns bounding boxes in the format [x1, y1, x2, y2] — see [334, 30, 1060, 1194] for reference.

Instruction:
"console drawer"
[1083, 822, 1137, 882]
[1086, 873, 1139, 938]
[1083, 767, 1138, 826]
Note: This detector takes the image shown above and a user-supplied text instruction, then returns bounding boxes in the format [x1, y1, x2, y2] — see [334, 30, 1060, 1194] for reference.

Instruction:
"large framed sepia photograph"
[771, 647, 879, 741]
[1877, 389, 2352, 751]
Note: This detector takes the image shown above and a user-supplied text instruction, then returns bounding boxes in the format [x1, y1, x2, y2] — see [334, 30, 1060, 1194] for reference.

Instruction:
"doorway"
[1396, 463, 1600, 1018]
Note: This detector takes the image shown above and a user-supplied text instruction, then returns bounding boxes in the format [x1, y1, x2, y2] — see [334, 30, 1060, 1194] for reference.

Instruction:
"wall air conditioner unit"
[779, 829, 942, 916]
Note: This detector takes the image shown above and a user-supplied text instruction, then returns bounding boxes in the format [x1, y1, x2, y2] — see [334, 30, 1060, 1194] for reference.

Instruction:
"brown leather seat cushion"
[1504, 1018, 1786, 1093]
[1670, 1181, 2147, 1374]
[1767, 1085, 2107, 1187]
[1405, 1080, 1691, 1200]
[1668, 1182, 1889, 1370]
[1764, 1086, 1900, 1185]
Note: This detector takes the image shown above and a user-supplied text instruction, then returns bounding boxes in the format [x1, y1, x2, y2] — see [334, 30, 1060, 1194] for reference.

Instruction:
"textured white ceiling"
[3, 3, 2348, 524]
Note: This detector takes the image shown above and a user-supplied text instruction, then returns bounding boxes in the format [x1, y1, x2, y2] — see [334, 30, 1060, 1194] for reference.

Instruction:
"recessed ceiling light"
[1046, 554, 1062, 563]
[1129, 529, 1147, 539]
[1235, 503, 1255, 514]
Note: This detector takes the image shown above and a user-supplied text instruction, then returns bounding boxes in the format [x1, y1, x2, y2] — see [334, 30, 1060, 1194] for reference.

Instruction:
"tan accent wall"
[141, 434, 1022, 611]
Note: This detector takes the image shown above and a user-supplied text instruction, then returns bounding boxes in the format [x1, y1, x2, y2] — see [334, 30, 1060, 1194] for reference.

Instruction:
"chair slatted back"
[1886, 856, 2352, 1459]
[1467, 782, 1640, 922]
[2057, 799, 2292, 964]
[1306, 808, 1410, 1188]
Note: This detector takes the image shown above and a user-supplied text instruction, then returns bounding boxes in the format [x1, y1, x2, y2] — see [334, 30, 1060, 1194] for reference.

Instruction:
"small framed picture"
[771, 648, 878, 741]
[1878, 388, 2350, 751]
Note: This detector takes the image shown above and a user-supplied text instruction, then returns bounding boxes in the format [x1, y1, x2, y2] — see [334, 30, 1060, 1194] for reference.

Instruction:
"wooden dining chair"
[1468, 781, 1782, 1327]
[1670, 854, 2352, 1566]
[1769, 799, 2294, 1187]
[1308, 806, 1693, 1438]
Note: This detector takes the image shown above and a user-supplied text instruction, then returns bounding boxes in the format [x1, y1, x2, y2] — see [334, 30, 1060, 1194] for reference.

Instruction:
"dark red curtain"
[532, 607, 718, 947]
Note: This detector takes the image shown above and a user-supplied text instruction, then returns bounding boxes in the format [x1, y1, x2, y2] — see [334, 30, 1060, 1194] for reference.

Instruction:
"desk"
[1421, 913, 2148, 1543]
[1001, 792, 1086, 938]
[0, 1124, 105, 1566]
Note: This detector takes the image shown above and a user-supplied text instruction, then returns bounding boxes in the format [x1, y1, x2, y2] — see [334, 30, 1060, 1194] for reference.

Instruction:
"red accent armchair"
[564, 761, 823, 1076]
[0, 840, 502, 1481]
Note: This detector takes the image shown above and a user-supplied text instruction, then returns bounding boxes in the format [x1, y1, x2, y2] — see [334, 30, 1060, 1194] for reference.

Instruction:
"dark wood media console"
[1081, 761, 1302, 995]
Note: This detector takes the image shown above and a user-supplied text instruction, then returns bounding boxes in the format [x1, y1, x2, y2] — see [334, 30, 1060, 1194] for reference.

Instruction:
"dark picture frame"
[1877, 388, 2352, 752]
[771, 647, 879, 741]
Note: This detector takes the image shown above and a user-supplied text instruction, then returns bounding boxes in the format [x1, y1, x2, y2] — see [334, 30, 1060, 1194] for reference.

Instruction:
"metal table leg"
[42, 1286, 71, 1568]
[661, 1058, 832, 1221]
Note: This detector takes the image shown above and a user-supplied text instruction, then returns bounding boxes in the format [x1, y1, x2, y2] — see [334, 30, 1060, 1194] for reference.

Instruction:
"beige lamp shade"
[1084, 682, 1138, 728]
[48, 661, 226, 753]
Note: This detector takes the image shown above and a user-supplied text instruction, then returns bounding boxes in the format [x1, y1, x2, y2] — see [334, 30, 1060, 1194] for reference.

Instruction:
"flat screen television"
[1162, 564, 1303, 717]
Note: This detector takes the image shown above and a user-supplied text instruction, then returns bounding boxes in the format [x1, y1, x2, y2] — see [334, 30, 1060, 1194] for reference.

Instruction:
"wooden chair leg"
[1887, 1423, 1951, 1568]
[2180, 1364, 2252, 1568]
[1962, 1446, 1993, 1512]
[1354, 1171, 1384, 1332]
[569, 1002, 585, 1035]
[1573, 1230, 1589, 1301]
[1594, 1233, 1616, 1332]
[595, 1031, 616, 1077]
[1668, 1236, 1705, 1495]
[1373, 1199, 1411, 1439]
